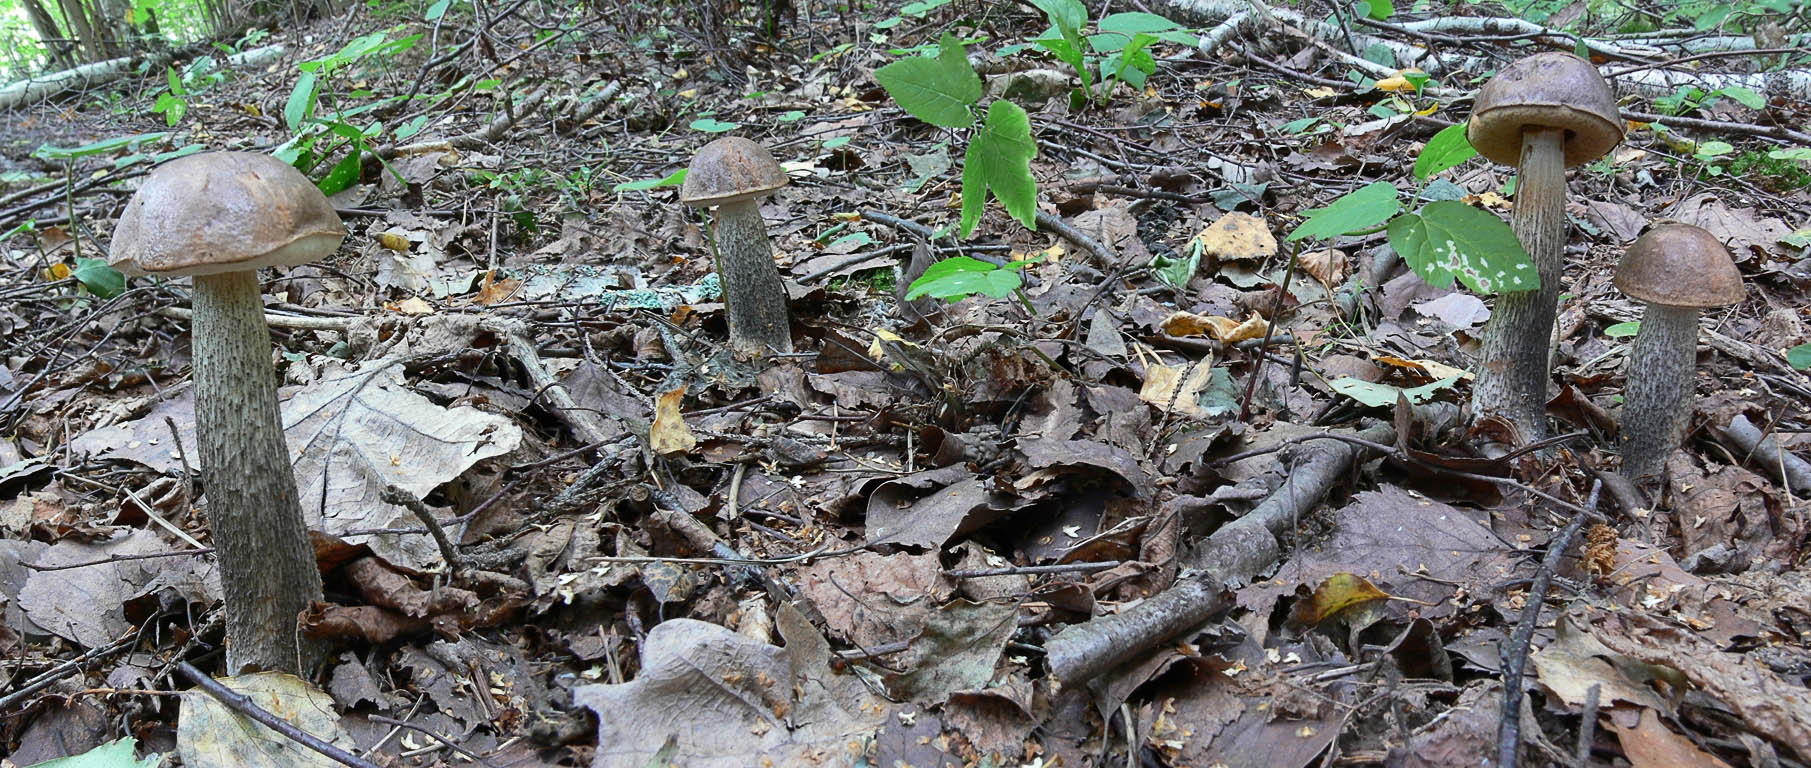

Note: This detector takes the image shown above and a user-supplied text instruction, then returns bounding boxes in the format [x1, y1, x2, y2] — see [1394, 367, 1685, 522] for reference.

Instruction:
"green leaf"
[1388, 201, 1538, 294]
[614, 169, 687, 192]
[1414, 124, 1477, 180]
[1330, 374, 1460, 407]
[1788, 342, 1811, 370]
[905, 256, 1024, 300]
[1102, 33, 1158, 91]
[71, 257, 124, 298]
[425, 0, 452, 20]
[874, 31, 982, 128]
[1693, 3, 1731, 29]
[777, 110, 806, 122]
[1605, 321, 1640, 338]
[1030, 0, 1086, 38]
[1358, 0, 1393, 20]
[1695, 140, 1734, 157]
[1090, 12, 1183, 51]
[33, 133, 167, 160]
[689, 117, 741, 132]
[285, 71, 319, 132]
[152, 92, 187, 126]
[1286, 181, 1400, 241]
[1713, 86, 1764, 110]
[317, 150, 363, 195]
[960, 100, 1038, 237]
[1153, 241, 1202, 290]
[26, 736, 160, 768]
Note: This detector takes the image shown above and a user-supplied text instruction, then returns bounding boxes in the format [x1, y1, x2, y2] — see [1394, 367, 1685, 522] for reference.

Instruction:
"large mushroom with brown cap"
[681, 137, 793, 359]
[1466, 52, 1623, 446]
[111, 151, 342, 674]
[1614, 222, 1744, 484]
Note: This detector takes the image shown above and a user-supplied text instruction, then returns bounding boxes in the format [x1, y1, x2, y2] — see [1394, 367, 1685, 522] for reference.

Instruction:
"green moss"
[1727, 151, 1811, 191]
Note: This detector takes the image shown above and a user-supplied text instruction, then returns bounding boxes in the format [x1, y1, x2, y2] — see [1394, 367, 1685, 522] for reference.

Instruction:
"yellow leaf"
[1374, 68, 1425, 93]
[673, 67, 688, 80]
[677, 88, 698, 99]
[651, 386, 697, 456]
[1190, 212, 1277, 262]
[388, 297, 435, 315]
[376, 232, 410, 252]
[1291, 572, 1392, 626]
[1137, 362, 1216, 419]
[1161, 311, 1268, 343]
[1304, 87, 1337, 99]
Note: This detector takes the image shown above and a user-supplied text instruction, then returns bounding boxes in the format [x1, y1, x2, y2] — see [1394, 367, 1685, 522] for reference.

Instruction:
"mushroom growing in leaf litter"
[110, 151, 342, 674]
[681, 137, 794, 359]
[1465, 52, 1623, 447]
[1614, 223, 1744, 484]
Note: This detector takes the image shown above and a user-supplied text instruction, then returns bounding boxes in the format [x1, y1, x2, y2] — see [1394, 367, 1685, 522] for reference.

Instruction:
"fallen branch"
[0, 44, 286, 111]
[1045, 421, 1395, 684]
[1715, 414, 1811, 497]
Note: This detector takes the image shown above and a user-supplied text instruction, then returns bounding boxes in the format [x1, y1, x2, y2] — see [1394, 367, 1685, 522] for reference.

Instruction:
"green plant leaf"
[689, 117, 741, 132]
[1388, 201, 1537, 293]
[1787, 342, 1811, 370]
[1286, 181, 1400, 241]
[1330, 374, 1460, 407]
[1414, 124, 1477, 180]
[425, 0, 452, 20]
[1091, 12, 1190, 51]
[285, 71, 319, 132]
[874, 31, 982, 128]
[33, 133, 166, 160]
[1153, 241, 1201, 290]
[960, 100, 1038, 237]
[1358, 0, 1393, 20]
[1031, 0, 1087, 38]
[317, 150, 363, 195]
[71, 257, 124, 299]
[1714, 86, 1764, 110]
[1102, 33, 1158, 91]
[1604, 321, 1640, 338]
[905, 256, 1025, 300]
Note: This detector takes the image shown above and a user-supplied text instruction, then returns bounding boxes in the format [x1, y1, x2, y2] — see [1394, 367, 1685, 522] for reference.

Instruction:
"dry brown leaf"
[650, 386, 696, 456]
[1299, 248, 1349, 288]
[1191, 212, 1276, 262]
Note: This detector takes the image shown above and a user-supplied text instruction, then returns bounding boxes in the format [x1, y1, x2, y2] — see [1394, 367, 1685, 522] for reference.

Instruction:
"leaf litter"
[0, 0, 1808, 766]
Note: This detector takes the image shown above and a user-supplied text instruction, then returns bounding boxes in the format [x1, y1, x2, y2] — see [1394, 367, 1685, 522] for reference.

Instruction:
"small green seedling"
[905, 255, 1039, 311]
[1788, 343, 1811, 370]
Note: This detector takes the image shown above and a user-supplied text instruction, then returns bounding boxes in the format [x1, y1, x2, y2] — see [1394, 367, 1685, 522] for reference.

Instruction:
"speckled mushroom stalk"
[681, 137, 794, 359]
[1465, 53, 1623, 446]
[1614, 224, 1745, 484]
[110, 151, 343, 675]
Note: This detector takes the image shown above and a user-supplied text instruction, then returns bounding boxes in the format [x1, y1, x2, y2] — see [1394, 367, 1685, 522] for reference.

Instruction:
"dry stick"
[1621, 109, 1811, 145]
[175, 661, 382, 768]
[1575, 683, 1602, 767]
[1240, 240, 1298, 422]
[1717, 414, 1811, 497]
[1045, 421, 1395, 684]
[0, 632, 138, 713]
[1496, 479, 1602, 768]
[1033, 210, 1116, 264]
[366, 715, 498, 767]
[377, 484, 465, 577]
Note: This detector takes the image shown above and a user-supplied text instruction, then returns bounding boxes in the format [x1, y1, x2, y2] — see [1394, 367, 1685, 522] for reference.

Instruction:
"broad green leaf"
[1389, 201, 1537, 294]
[1787, 342, 1811, 370]
[1153, 241, 1202, 290]
[1358, 0, 1393, 20]
[690, 117, 741, 132]
[777, 110, 806, 122]
[1693, 4, 1731, 30]
[1330, 374, 1460, 407]
[1033, 33, 1091, 96]
[425, 0, 452, 19]
[1030, 0, 1086, 39]
[1769, 148, 1811, 161]
[1714, 86, 1763, 109]
[285, 71, 319, 131]
[613, 168, 687, 192]
[1695, 140, 1734, 157]
[27, 736, 160, 768]
[1090, 12, 1185, 51]
[71, 258, 124, 298]
[317, 150, 363, 195]
[905, 256, 1024, 300]
[1414, 124, 1477, 179]
[1103, 34, 1158, 91]
[1285, 181, 1399, 241]
[874, 31, 982, 128]
[901, 0, 953, 14]
[960, 100, 1038, 237]
[153, 92, 186, 126]
[1604, 321, 1640, 338]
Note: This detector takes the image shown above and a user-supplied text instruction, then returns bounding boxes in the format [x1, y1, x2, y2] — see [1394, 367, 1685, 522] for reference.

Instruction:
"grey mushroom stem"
[712, 199, 793, 358]
[1470, 127, 1567, 445]
[1620, 302, 1701, 483]
[191, 270, 324, 674]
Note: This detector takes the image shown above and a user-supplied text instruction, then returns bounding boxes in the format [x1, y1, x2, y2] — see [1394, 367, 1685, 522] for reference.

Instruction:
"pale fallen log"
[1165, 0, 1811, 101]
[0, 43, 285, 111]
[1045, 421, 1395, 684]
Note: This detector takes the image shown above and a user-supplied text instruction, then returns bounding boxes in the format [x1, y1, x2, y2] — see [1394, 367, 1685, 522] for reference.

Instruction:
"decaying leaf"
[650, 385, 696, 456]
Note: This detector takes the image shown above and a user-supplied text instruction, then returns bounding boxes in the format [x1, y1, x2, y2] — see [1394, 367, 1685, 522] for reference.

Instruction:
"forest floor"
[1, 0, 1809, 766]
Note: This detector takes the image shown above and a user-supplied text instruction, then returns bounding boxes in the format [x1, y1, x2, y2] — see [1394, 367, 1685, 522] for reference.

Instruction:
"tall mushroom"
[110, 151, 343, 674]
[681, 137, 794, 359]
[1466, 52, 1623, 446]
[1613, 223, 1744, 484]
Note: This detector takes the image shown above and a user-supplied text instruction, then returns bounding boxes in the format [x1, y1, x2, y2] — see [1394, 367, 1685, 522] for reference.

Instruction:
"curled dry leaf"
[1161, 310, 1269, 343]
[650, 385, 696, 456]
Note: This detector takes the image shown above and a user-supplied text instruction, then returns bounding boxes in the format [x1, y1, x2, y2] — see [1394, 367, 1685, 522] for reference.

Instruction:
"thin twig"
[175, 661, 382, 768]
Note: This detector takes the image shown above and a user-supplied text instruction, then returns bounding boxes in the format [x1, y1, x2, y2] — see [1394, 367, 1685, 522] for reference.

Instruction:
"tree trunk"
[1620, 304, 1698, 483]
[192, 271, 324, 675]
[54, 0, 104, 62]
[19, 0, 77, 69]
[1468, 128, 1567, 446]
[713, 200, 793, 359]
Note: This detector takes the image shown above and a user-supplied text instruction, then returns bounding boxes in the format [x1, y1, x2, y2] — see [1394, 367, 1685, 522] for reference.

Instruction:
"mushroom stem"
[1620, 303, 1700, 483]
[192, 270, 324, 674]
[712, 199, 793, 358]
[1470, 127, 1567, 445]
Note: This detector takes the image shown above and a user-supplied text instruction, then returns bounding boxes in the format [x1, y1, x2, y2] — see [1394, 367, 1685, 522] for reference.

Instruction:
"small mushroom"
[1613, 223, 1744, 484]
[681, 137, 794, 359]
[1465, 52, 1623, 445]
[110, 151, 343, 674]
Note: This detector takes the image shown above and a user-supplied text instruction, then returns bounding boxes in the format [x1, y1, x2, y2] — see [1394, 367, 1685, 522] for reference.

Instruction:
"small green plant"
[1727, 150, 1811, 191]
[874, 32, 1037, 238]
[1025, 0, 1196, 106]
[277, 29, 422, 194]
[1289, 124, 1539, 295]
[1653, 83, 1764, 116]
[904, 255, 1038, 310]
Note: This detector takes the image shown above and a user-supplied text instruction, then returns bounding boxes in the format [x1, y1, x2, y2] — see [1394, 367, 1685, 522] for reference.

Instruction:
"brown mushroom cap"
[1467, 52, 1623, 168]
[1614, 223, 1745, 308]
[680, 137, 788, 208]
[109, 151, 345, 277]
